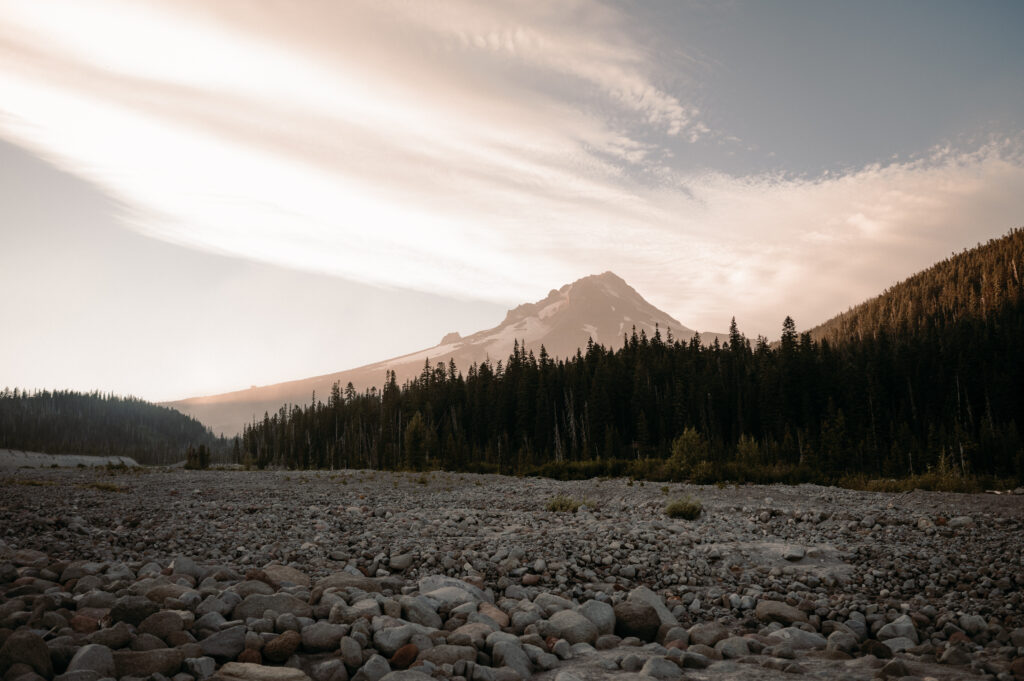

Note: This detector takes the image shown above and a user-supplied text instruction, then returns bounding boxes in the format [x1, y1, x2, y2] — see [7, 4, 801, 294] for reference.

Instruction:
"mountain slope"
[166, 272, 724, 436]
[807, 228, 1024, 343]
[0, 389, 222, 465]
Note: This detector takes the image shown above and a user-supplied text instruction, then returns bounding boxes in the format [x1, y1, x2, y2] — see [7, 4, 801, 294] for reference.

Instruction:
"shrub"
[689, 460, 718, 485]
[184, 444, 211, 470]
[835, 472, 1003, 494]
[546, 495, 581, 513]
[665, 496, 703, 520]
[81, 482, 126, 492]
[5, 478, 56, 487]
[670, 427, 710, 469]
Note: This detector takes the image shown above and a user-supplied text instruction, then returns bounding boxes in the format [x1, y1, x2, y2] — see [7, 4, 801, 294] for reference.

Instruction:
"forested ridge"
[0, 389, 224, 464]
[809, 228, 1024, 342]
[238, 229, 1024, 484]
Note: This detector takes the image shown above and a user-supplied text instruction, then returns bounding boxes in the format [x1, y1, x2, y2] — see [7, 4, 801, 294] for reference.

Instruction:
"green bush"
[665, 496, 703, 520]
[670, 427, 710, 469]
[546, 495, 581, 513]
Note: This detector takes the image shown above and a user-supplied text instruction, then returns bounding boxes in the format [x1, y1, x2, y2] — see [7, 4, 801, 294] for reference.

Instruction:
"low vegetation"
[545, 495, 581, 513]
[2, 478, 57, 487]
[545, 494, 599, 512]
[79, 481, 127, 492]
[184, 445, 212, 470]
[665, 495, 703, 520]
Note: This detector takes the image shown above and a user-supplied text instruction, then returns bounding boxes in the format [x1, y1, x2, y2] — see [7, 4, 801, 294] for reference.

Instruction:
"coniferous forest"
[238, 230, 1024, 485]
[2, 231, 1021, 484]
[0, 389, 224, 465]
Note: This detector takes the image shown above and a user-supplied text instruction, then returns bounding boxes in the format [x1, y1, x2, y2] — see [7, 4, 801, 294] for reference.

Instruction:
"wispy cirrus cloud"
[0, 0, 1022, 344]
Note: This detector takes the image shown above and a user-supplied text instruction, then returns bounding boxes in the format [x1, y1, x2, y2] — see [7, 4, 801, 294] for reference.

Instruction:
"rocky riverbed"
[1, 467, 1023, 681]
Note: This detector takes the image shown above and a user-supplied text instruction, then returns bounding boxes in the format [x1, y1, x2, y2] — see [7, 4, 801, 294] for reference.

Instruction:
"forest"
[237, 230, 1024, 486]
[2, 230, 1020, 485]
[0, 389, 224, 465]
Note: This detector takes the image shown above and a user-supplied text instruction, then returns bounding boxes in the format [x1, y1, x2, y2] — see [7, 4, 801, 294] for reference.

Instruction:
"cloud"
[1, 0, 1022, 341]
[632, 143, 1024, 335]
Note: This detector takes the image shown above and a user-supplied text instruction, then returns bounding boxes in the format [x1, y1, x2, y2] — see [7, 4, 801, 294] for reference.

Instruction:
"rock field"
[1, 467, 1023, 681]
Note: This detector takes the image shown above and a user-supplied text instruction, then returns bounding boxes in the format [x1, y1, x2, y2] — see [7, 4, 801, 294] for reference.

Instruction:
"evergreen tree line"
[0, 389, 225, 465]
[238, 231, 1024, 483]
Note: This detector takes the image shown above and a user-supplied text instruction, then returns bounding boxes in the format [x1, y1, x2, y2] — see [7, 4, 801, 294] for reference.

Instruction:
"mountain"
[166, 272, 725, 436]
[235, 230, 1024, 482]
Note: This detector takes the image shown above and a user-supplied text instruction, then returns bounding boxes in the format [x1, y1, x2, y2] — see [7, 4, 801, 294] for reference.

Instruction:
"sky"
[1, 0, 1023, 401]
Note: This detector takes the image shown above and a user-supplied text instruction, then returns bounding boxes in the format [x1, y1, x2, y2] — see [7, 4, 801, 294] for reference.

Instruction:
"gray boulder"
[491, 641, 532, 680]
[66, 644, 115, 678]
[687, 622, 729, 647]
[415, 645, 476, 667]
[639, 657, 682, 680]
[340, 637, 363, 669]
[423, 586, 477, 609]
[576, 600, 615, 636]
[959, 614, 987, 635]
[302, 622, 347, 652]
[547, 610, 598, 645]
[826, 631, 858, 654]
[184, 657, 217, 681]
[882, 636, 916, 653]
[755, 600, 807, 625]
[373, 625, 421, 656]
[212, 662, 312, 681]
[234, 593, 312, 620]
[417, 576, 490, 603]
[316, 572, 383, 594]
[627, 587, 679, 634]
[399, 596, 442, 629]
[352, 655, 390, 681]
[200, 625, 246, 662]
[113, 649, 184, 677]
[877, 614, 919, 644]
[715, 636, 751, 659]
[766, 627, 827, 651]
[379, 673, 432, 681]
[947, 516, 974, 528]
[310, 659, 349, 681]
[139, 611, 186, 640]
[110, 595, 159, 626]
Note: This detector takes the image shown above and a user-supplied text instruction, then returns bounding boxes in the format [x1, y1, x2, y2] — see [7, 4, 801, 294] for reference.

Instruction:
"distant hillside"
[166, 271, 726, 436]
[0, 389, 224, 465]
[808, 228, 1024, 343]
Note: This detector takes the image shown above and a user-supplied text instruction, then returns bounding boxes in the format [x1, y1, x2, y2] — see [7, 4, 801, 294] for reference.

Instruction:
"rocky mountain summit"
[1, 469, 1023, 681]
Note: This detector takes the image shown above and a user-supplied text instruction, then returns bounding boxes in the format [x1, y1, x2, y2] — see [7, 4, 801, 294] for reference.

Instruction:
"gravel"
[1, 466, 1023, 681]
